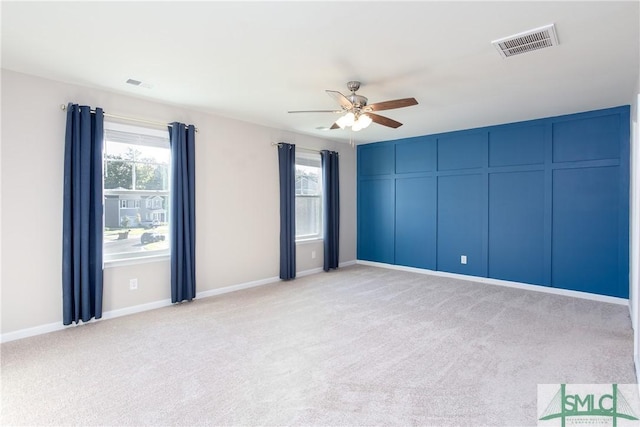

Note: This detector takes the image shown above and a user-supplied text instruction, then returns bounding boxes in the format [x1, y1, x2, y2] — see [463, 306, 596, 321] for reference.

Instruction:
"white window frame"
[295, 150, 323, 242]
[103, 121, 171, 265]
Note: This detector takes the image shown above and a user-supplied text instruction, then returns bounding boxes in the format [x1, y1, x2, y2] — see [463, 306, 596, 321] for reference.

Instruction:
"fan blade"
[330, 122, 341, 130]
[366, 97, 418, 112]
[368, 113, 403, 128]
[326, 90, 353, 110]
[288, 110, 341, 113]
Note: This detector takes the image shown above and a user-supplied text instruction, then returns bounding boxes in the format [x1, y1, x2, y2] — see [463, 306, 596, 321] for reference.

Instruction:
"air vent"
[491, 24, 559, 58]
[126, 78, 153, 89]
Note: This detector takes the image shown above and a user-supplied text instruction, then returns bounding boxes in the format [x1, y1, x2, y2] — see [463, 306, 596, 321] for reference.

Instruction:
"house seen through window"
[103, 122, 171, 262]
[295, 151, 323, 241]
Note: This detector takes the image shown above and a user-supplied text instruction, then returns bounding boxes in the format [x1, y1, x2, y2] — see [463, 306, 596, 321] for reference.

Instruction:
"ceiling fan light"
[357, 114, 372, 129]
[336, 112, 355, 129]
[352, 114, 372, 131]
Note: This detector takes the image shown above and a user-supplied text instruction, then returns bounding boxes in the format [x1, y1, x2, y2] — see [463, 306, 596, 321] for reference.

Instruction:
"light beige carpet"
[1, 265, 636, 426]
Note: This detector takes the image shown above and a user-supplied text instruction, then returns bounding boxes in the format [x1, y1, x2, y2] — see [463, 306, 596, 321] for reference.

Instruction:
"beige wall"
[0, 70, 356, 335]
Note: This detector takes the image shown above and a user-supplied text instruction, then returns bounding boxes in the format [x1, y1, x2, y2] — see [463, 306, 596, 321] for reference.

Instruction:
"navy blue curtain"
[321, 150, 340, 271]
[169, 123, 196, 303]
[62, 103, 104, 325]
[278, 143, 296, 280]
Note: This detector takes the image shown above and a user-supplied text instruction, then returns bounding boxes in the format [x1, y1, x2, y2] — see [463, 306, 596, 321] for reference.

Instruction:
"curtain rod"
[270, 142, 339, 155]
[60, 104, 198, 132]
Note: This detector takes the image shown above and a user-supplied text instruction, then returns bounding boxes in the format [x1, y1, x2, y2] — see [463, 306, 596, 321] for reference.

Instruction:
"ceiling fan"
[288, 81, 418, 132]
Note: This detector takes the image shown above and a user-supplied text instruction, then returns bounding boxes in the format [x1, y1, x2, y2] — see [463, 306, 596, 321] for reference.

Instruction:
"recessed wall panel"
[438, 132, 486, 171]
[489, 171, 545, 285]
[552, 166, 621, 297]
[395, 177, 436, 269]
[552, 114, 620, 163]
[358, 179, 395, 263]
[395, 138, 436, 174]
[359, 144, 394, 176]
[437, 174, 484, 276]
[489, 125, 545, 167]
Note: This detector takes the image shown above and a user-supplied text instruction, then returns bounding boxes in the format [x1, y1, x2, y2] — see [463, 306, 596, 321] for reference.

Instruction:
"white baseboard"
[357, 260, 629, 306]
[339, 260, 358, 268]
[297, 267, 324, 278]
[0, 260, 358, 344]
[196, 275, 280, 299]
[0, 299, 180, 344]
[298, 261, 357, 276]
[102, 298, 173, 319]
[0, 321, 73, 344]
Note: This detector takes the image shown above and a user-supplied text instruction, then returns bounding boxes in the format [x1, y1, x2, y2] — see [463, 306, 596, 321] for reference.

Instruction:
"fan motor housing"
[348, 94, 368, 108]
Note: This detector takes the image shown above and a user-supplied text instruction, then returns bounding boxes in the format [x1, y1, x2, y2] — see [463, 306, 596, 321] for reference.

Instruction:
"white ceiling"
[2, 1, 638, 145]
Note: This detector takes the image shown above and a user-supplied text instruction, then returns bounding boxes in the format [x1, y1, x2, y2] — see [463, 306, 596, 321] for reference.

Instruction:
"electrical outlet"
[129, 278, 138, 290]
[311, 250, 316, 259]
[460, 255, 467, 265]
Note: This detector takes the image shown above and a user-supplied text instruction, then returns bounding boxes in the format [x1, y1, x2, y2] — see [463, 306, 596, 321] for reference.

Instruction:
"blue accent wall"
[357, 106, 630, 298]
[357, 177, 395, 264]
[395, 176, 436, 270]
[489, 170, 545, 285]
[437, 174, 486, 277]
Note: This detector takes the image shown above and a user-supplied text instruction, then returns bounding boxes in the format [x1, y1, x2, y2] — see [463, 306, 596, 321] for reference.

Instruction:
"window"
[120, 199, 140, 209]
[295, 151, 323, 241]
[145, 197, 164, 209]
[103, 122, 171, 262]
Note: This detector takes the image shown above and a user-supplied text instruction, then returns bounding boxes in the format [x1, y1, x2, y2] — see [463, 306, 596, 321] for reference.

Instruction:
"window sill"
[296, 238, 323, 245]
[104, 254, 170, 269]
